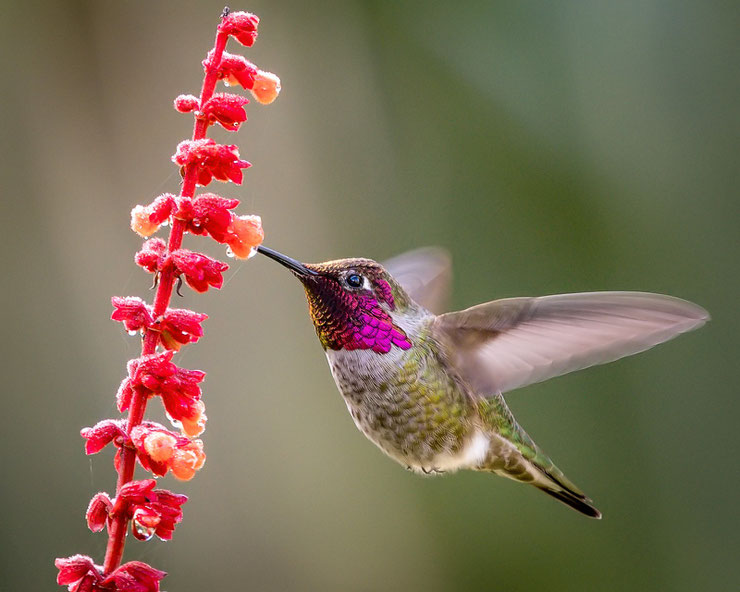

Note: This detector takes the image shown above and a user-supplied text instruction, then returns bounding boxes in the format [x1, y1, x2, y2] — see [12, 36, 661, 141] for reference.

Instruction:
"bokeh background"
[1, 1, 738, 590]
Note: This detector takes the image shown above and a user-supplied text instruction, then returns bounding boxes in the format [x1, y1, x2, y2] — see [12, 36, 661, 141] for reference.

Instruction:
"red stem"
[101, 29, 230, 576]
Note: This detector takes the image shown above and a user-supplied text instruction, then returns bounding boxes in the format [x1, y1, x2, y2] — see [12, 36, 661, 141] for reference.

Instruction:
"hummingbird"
[256, 245, 708, 518]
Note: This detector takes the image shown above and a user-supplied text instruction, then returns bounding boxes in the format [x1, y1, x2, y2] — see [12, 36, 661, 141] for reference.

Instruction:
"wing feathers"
[383, 247, 452, 314]
[434, 292, 708, 395]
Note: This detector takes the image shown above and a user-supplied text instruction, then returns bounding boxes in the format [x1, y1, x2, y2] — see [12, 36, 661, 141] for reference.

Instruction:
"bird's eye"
[346, 273, 364, 288]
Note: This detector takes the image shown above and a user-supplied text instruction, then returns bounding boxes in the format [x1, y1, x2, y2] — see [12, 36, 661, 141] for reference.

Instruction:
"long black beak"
[256, 245, 318, 277]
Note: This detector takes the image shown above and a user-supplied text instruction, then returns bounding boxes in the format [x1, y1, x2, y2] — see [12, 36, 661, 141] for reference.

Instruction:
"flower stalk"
[56, 8, 279, 591]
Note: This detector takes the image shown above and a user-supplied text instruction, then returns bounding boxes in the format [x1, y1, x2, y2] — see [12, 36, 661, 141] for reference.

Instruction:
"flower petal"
[218, 11, 260, 47]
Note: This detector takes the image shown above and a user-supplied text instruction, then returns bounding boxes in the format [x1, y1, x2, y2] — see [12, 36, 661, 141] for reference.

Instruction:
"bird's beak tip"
[256, 245, 318, 277]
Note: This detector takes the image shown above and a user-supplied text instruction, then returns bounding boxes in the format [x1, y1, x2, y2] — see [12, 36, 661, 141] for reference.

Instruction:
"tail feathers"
[536, 483, 602, 519]
[477, 397, 602, 518]
[535, 463, 602, 519]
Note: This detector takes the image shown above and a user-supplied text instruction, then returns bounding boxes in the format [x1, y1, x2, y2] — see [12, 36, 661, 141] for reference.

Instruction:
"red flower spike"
[174, 94, 199, 113]
[135, 238, 167, 274]
[170, 249, 229, 292]
[86, 493, 113, 533]
[225, 214, 264, 259]
[111, 296, 153, 333]
[207, 50, 259, 89]
[101, 561, 166, 592]
[250, 70, 281, 105]
[155, 308, 208, 351]
[218, 10, 260, 47]
[60, 10, 281, 583]
[80, 419, 126, 455]
[178, 193, 240, 242]
[55, 555, 103, 591]
[172, 139, 251, 186]
[130, 194, 176, 237]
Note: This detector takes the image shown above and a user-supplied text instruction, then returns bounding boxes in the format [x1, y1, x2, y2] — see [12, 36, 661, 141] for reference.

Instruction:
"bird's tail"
[533, 470, 601, 519]
[477, 395, 602, 519]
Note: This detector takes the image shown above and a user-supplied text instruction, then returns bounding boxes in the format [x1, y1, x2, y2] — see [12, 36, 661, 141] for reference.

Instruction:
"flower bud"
[250, 70, 281, 105]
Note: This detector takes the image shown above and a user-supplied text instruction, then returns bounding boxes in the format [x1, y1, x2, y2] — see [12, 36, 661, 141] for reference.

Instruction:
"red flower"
[117, 351, 205, 432]
[177, 193, 240, 242]
[55, 555, 103, 592]
[250, 70, 281, 105]
[130, 194, 176, 237]
[135, 488, 187, 540]
[86, 493, 113, 533]
[158, 366, 205, 424]
[172, 139, 251, 186]
[173, 399, 207, 437]
[173, 94, 199, 113]
[225, 214, 264, 259]
[131, 421, 206, 475]
[81, 419, 126, 455]
[111, 297, 206, 350]
[154, 308, 208, 351]
[102, 561, 166, 592]
[116, 479, 158, 505]
[200, 93, 249, 131]
[111, 479, 188, 541]
[218, 10, 260, 47]
[111, 296, 153, 334]
[168, 437, 207, 480]
[170, 249, 229, 292]
[55, 556, 166, 592]
[135, 238, 167, 274]
[207, 50, 259, 89]
[131, 423, 178, 475]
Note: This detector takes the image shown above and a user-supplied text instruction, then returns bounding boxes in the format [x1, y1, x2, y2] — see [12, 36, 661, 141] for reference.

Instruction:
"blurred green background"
[1, 1, 737, 590]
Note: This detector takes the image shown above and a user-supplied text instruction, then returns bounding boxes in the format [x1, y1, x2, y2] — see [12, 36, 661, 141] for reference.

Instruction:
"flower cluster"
[86, 479, 187, 541]
[132, 191, 265, 260]
[112, 297, 207, 350]
[56, 556, 166, 592]
[56, 9, 280, 590]
[82, 418, 207, 481]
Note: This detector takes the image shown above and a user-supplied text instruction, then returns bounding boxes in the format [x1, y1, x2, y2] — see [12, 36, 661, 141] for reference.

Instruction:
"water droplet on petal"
[132, 519, 156, 541]
[165, 411, 183, 431]
[128, 330, 139, 336]
[225, 246, 235, 258]
[160, 219, 169, 227]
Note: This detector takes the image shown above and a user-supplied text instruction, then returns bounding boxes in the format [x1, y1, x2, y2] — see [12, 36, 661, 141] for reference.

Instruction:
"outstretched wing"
[432, 292, 708, 395]
[383, 247, 452, 314]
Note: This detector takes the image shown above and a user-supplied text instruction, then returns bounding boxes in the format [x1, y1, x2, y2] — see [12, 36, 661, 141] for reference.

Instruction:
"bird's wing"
[431, 292, 708, 395]
[383, 247, 452, 314]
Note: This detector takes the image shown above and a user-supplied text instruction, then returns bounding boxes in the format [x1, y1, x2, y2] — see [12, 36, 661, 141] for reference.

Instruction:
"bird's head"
[256, 246, 415, 353]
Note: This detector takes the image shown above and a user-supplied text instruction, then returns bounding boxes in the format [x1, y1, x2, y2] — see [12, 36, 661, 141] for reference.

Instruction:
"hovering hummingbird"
[256, 245, 708, 518]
